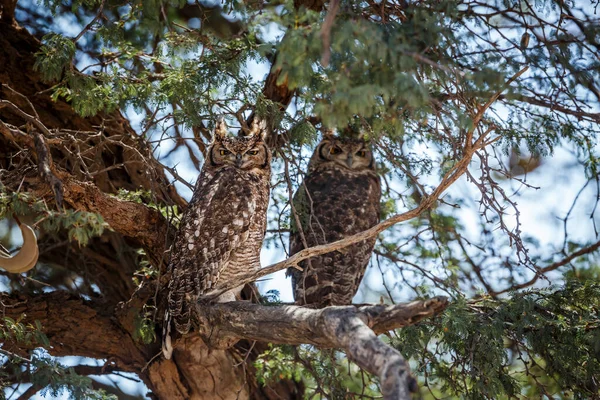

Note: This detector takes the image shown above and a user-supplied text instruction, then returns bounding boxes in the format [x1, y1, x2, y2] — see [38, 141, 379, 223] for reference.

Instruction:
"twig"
[492, 239, 600, 296]
[0, 97, 64, 209]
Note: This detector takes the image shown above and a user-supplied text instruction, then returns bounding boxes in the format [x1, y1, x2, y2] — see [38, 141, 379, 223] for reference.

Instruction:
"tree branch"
[0, 291, 148, 371]
[192, 297, 448, 400]
[0, 97, 64, 208]
[56, 174, 173, 267]
[492, 239, 600, 296]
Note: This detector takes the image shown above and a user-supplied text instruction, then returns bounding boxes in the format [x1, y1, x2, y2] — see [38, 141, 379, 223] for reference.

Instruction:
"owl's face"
[310, 135, 375, 172]
[208, 119, 271, 172]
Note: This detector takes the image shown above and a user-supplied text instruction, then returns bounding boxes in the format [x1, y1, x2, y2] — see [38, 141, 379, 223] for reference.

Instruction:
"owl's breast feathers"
[166, 167, 270, 335]
[289, 167, 381, 307]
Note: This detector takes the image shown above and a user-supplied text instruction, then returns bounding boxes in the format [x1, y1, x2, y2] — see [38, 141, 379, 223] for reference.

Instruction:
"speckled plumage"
[288, 134, 381, 308]
[163, 119, 271, 359]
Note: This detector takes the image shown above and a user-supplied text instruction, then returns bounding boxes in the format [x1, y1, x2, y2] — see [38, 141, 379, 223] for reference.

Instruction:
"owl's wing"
[166, 169, 255, 336]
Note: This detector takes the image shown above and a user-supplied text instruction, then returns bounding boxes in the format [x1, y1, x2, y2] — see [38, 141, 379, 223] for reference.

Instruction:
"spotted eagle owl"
[288, 133, 381, 308]
[163, 118, 271, 359]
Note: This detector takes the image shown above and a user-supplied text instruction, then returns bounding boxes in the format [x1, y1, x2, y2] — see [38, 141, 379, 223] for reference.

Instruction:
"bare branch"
[192, 297, 448, 400]
[492, 239, 600, 296]
[0, 96, 64, 208]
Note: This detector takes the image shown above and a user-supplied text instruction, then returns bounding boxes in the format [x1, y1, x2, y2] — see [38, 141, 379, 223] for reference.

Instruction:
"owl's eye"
[357, 150, 367, 157]
[219, 149, 231, 156]
[330, 147, 343, 155]
[247, 150, 259, 156]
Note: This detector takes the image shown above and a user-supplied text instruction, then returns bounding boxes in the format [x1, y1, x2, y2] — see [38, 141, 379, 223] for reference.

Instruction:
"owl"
[288, 133, 381, 308]
[163, 118, 271, 359]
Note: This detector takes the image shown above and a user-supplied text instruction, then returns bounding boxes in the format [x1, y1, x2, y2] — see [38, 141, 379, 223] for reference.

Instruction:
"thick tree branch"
[196, 297, 448, 346]
[57, 174, 173, 267]
[0, 291, 148, 370]
[192, 297, 448, 400]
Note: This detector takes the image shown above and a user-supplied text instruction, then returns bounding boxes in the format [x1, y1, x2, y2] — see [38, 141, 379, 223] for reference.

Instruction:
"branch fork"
[188, 296, 448, 400]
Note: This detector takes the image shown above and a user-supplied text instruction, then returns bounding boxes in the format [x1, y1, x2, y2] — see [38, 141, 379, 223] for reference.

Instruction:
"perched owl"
[288, 133, 381, 308]
[162, 118, 271, 359]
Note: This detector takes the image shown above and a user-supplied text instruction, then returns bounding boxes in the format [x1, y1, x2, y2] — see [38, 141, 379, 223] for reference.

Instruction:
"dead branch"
[192, 297, 448, 400]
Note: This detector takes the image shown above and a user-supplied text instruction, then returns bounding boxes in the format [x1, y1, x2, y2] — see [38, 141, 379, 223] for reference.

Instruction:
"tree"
[1, 0, 599, 399]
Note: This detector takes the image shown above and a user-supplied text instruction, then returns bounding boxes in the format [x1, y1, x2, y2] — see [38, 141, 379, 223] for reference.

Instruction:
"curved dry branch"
[191, 297, 448, 400]
[0, 224, 39, 273]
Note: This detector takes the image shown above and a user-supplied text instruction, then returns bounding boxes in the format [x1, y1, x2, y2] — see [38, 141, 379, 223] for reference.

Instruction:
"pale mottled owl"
[163, 118, 271, 359]
[288, 133, 381, 308]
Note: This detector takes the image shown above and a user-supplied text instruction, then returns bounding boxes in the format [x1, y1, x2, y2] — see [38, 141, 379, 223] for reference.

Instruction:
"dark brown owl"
[162, 118, 271, 359]
[288, 133, 381, 308]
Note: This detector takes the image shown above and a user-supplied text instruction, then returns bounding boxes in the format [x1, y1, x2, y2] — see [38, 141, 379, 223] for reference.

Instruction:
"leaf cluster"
[396, 281, 600, 399]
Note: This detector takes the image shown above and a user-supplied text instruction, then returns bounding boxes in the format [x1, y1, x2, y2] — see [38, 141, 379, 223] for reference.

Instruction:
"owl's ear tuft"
[249, 118, 268, 141]
[323, 128, 336, 141]
[214, 118, 228, 142]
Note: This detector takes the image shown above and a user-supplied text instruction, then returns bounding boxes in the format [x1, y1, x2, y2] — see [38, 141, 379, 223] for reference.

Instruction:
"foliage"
[115, 188, 181, 226]
[0, 191, 107, 247]
[255, 344, 382, 399]
[0, 318, 49, 348]
[1, 352, 117, 400]
[397, 281, 600, 399]
[133, 312, 157, 345]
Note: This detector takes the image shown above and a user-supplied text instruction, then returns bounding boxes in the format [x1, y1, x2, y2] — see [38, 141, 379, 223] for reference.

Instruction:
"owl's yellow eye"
[219, 149, 231, 156]
[247, 150, 259, 156]
[357, 150, 366, 157]
[330, 147, 342, 155]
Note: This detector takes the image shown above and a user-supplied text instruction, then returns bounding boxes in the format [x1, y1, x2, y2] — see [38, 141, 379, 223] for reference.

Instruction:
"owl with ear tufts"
[163, 118, 271, 359]
[287, 132, 381, 308]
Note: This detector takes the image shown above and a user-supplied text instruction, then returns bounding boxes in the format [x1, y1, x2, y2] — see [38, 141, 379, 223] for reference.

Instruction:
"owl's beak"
[235, 153, 243, 168]
[346, 154, 354, 168]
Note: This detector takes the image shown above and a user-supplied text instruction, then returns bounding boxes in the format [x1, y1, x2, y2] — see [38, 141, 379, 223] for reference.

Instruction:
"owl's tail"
[162, 276, 193, 359]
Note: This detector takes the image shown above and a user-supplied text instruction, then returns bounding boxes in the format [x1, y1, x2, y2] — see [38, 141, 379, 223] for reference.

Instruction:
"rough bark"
[190, 298, 447, 399]
[0, 291, 148, 371]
